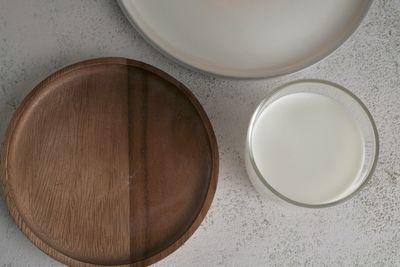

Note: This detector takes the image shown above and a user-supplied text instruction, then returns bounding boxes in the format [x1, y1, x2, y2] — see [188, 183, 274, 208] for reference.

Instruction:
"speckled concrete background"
[0, 0, 399, 266]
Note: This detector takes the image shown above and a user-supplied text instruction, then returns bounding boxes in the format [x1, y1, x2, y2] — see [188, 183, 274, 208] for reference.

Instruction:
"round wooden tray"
[1, 58, 218, 266]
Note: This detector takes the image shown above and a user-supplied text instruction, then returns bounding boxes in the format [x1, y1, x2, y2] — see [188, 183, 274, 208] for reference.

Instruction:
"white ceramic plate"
[119, 0, 371, 78]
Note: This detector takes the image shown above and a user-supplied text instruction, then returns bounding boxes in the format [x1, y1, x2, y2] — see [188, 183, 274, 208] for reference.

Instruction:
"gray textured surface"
[0, 0, 399, 266]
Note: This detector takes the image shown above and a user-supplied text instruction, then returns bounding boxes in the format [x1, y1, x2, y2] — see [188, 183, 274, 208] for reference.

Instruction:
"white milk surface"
[121, 0, 368, 77]
[251, 93, 364, 205]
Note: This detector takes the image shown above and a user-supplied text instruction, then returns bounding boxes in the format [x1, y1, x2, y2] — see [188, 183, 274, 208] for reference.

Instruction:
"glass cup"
[245, 80, 379, 208]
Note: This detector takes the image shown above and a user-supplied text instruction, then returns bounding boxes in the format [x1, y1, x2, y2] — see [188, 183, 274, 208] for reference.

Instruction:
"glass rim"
[246, 79, 379, 208]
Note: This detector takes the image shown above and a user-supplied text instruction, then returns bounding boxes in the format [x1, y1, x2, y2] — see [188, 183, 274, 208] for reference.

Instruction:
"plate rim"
[0, 57, 219, 266]
[118, 0, 373, 79]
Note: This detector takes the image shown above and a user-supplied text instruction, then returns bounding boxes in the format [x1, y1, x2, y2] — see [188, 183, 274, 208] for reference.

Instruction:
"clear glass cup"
[245, 80, 379, 208]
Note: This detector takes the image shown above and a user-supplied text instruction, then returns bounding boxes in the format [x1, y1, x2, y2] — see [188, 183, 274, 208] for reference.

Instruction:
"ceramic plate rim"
[118, 0, 373, 79]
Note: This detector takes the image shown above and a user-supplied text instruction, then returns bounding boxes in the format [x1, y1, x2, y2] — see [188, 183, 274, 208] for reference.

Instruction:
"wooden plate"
[1, 58, 218, 266]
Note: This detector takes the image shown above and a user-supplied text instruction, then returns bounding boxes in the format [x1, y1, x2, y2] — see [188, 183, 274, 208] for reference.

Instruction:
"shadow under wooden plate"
[0, 58, 219, 266]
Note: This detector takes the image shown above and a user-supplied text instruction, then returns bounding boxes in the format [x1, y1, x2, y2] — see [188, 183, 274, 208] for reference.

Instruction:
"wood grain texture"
[0, 58, 219, 266]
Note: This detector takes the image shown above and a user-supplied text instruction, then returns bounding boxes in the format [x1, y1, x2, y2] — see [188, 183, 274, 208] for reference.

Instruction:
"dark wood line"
[127, 66, 134, 264]
[141, 74, 150, 255]
[128, 68, 150, 263]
